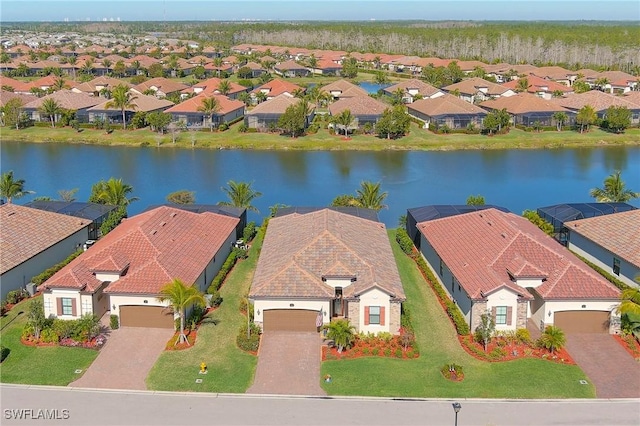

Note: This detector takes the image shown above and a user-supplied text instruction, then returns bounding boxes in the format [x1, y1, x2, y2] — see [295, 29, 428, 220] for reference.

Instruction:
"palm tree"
[326, 319, 355, 353]
[90, 177, 139, 206]
[67, 55, 77, 80]
[101, 58, 112, 75]
[552, 111, 568, 131]
[618, 284, 640, 316]
[515, 77, 529, 93]
[39, 98, 62, 127]
[391, 88, 405, 105]
[218, 180, 262, 212]
[81, 58, 95, 76]
[216, 79, 232, 95]
[576, 104, 597, 133]
[157, 278, 206, 345]
[333, 109, 354, 136]
[197, 96, 220, 131]
[356, 181, 388, 211]
[51, 76, 68, 92]
[538, 325, 566, 354]
[105, 84, 137, 129]
[589, 170, 639, 202]
[0, 171, 33, 203]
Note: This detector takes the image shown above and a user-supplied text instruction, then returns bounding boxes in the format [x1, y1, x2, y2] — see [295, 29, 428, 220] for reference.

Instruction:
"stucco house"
[443, 77, 516, 103]
[1, 204, 91, 299]
[39, 206, 239, 328]
[407, 93, 487, 129]
[22, 90, 103, 124]
[414, 207, 621, 334]
[321, 79, 368, 100]
[249, 208, 406, 334]
[87, 92, 174, 126]
[480, 93, 573, 127]
[244, 93, 315, 130]
[565, 209, 640, 289]
[383, 79, 444, 103]
[273, 60, 310, 78]
[164, 93, 245, 128]
[551, 91, 640, 125]
[328, 95, 389, 127]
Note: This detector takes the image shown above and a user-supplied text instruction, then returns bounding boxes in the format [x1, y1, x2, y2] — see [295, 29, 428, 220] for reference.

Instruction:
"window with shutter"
[506, 306, 513, 326]
[364, 306, 370, 325]
[380, 306, 385, 326]
[495, 306, 507, 325]
[368, 306, 381, 325]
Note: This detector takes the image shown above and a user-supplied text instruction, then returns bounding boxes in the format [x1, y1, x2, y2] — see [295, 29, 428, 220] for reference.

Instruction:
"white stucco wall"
[358, 288, 391, 334]
[486, 288, 520, 331]
[95, 272, 121, 282]
[109, 295, 174, 319]
[43, 289, 82, 320]
[324, 278, 354, 290]
[253, 299, 329, 325]
[515, 278, 544, 289]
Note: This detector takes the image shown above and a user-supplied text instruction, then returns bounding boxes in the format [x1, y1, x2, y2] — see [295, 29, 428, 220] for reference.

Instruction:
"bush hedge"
[207, 250, 239, 294]
[5, 289, 28, 305]
[395, 228, 414, 255]
[570, 250, 631, 291]
[236, 323, 261, 352]
[0, 345, 9, 363]
[110, 314, 119, 330]
[31, 250, 83, 285]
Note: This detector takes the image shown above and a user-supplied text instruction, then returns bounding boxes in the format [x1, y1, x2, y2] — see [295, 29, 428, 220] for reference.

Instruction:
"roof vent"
[150, 229, 157, 235]
[501, 233, 507, 238]
[487, 221, 493, 226]
[170, 212, 177, 217]
[160, 221, 167, 227]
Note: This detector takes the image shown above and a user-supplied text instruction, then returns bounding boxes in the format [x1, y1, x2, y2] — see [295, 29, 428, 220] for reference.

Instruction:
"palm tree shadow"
[201, 317, 220, 326]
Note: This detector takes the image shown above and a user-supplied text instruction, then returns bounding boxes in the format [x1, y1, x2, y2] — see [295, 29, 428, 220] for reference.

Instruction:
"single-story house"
[24, 200, 119, 240]
[565, 209, 640, 289]
[443, 77, 516, 103]
[143, 204, 247, 240]
[242, 61, 267, 78]
[483, 64, 539, 84]
[87, 92, 174, 125]
[321, 79, 368, 100]
[180, 77, 248, 100]
[0, 90, 37, 110]
[249, 208, 406, 334]
[536, 202, 637, 244]
[251, 79, 304, 102]
[502, 74, 573, 100]
[40, 206, 239, 327]
[273, 60, 310, 78]
[131, 77, 189, 99]
[164, 93, 245, 128]
[551, 91, 640, 124]
[244, 93, 315, 130]
[328, 95, 389, 127]
[71, 76, 132, 98]
[415, 207, 621, 334]
[594, 71, 638, 94]
[530, 66, 578, 87]
[383, 79, 444, 103]
[22, 90, 103, 123]
[479, 93, 574, 127]
[309, 59, 342, 76]
[0, 204, 91, 299]
[407, 93, 487, 129]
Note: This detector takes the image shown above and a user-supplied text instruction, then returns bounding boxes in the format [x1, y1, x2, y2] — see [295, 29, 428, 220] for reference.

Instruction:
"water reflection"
[602, 146, 629, 172]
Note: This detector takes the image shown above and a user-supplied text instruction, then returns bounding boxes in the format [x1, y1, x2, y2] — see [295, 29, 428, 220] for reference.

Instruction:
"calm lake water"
[2, 141, 639, 227]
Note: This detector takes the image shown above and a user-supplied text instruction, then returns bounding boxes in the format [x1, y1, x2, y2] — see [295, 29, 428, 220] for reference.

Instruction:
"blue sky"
[1, 0, 639, 22]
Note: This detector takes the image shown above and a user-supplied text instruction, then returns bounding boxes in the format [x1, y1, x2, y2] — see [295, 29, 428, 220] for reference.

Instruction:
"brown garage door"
[119, 306, 175, 329]
[263, 309, 318, 332]
[554, 311, 609, 334]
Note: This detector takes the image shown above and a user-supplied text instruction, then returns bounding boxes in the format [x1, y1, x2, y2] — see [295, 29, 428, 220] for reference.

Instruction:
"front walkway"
[565, 333, 640, 398]
[247, 331, 326, 396]
[70, 327, 174, 390]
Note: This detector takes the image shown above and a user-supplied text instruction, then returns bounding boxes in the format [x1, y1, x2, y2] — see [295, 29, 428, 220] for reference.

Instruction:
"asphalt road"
[1, 384, 639, 426]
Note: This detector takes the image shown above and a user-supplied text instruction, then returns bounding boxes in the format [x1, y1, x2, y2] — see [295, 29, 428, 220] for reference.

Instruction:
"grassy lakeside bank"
[2, 124, 639, 151]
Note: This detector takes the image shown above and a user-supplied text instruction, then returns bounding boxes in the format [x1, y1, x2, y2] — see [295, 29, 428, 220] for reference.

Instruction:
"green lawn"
[0, 296, 99, 386]
[3, 122, 638, 152]
[145, 235, 262, 392]
[319, 230, 595, 398]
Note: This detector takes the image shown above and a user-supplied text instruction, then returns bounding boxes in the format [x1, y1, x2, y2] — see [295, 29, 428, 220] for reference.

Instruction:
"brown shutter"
[71, 299, 77, 316]
[364, 306, 370, 325]
[491, 306, 497, 321]
[507, 306, 513, 326]
[380, 306, 386, 326]
[57, 298, 63, 316]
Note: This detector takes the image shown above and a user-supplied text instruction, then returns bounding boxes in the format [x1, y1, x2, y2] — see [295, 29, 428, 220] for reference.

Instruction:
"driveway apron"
[70, 327, 173, 390]
[565, 334, 640, 398]
[247, 331, 326, 396]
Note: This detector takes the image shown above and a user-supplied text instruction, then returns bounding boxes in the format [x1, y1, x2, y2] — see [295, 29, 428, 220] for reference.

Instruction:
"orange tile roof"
[42, 206, 238, 294]
[252, 79, 303, 97]
[328, 95, 389, 117]
[417, 208, 620, 300]
[443, 77, 513, 97]
[408, 93, 487, 116]
[479, 93, 571, 114]
[164, 93, 245, 114]
[1, 204, 89, 274]
[384, 79, 442, 97]
[551, 90, 640, 112]
[132, 77, 189, 95]
[565, 210, 640, 268]
[250, 209, 404, 300]
[502, 74, 572, 94]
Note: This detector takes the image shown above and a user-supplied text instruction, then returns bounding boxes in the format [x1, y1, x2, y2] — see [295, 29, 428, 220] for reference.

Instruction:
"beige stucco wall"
[252, 299, 329, 328]
[44, 289, 82, 319]
[109, 294, 173, 319]
[95, 272, 121, 282]
[324, 278, 354, 289]
[486, 288, 520, 332]
[358, 288, 392, 334]
[542, 299, 620, 333]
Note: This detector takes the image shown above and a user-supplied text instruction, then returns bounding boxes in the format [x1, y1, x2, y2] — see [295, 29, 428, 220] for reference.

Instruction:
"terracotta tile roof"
[328, 95, 389, 117]
[408, 93, 487, 116]
[87, 92, 173, 113]
[1, 204, 89, 274]
[565, 210, 640, 268]
[598, 70, 637, 84]
[42, 206, 239, 294]
[479, 93, 571, 114]
[531, 66, 576, 81]
[244, 61, 264, 70]
[443, 77, 513, 97]
[250, 209, 405, 300]
[551, 90, 640, 112]
[127, 55, 161, 67]
[274, 60, 307, 71]
[454, 60, 488, 71]
[0, 76, 30, 92]
[622, 91, 640, 106]
[252, 79, 303, 98]
[384, 79, 442, 97]
[182, 77, 246, 96]
[575, 68, 601, 79]
[164, 93, 245, 115]
[21, 75, 78, 92]
[417, 208, 620, 301]
[132, 77, 189, 95]
[246, 93, 312, 115]
[72, 77, 132, 94]
[321, 79, 368, 97]
[502, 74, 572, 95]
[0, 90, 37, 107]
[23, 89, 103, 110]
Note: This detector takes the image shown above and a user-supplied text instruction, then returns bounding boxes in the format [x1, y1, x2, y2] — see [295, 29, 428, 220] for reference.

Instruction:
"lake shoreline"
[2, 125, 639, 152]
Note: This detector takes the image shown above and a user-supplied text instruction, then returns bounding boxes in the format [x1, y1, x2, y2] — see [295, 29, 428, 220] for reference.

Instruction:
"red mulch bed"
[613, 334, 640, 360]
[20, 336, 104, 349]
[165, 329, 197, 351]
[322, 336, 419, 361]
[458, 335, 575, 364]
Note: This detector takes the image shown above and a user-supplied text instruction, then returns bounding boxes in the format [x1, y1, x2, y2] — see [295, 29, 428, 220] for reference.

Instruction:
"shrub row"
[207, 249, 240, 294]
[0, 345, 10, 363]
[570, 250, 631, 291]
[395, 228, 414, 255]
[31, 250, 83, 285]
[4, 289, 28, 305]
[236, 323, 261, 352]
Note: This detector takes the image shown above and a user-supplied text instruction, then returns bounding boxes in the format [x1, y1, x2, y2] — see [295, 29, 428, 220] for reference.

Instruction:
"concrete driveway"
[247, 331, 326, 396]
[565, 333, 640, 398]
[70, 327, 173, 390]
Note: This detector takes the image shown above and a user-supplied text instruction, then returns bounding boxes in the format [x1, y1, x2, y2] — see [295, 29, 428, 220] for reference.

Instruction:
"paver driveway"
[247, 331, 326, 396]
[70, 327, 173, 390]
[565, 334, 640, 398]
